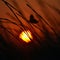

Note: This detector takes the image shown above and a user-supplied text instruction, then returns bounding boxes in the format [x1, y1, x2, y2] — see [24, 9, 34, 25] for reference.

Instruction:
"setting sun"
[19, 30, 33, 43]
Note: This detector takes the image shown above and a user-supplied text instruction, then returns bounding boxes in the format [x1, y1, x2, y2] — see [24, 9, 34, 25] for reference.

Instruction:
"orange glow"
[19, 30, 33, 43]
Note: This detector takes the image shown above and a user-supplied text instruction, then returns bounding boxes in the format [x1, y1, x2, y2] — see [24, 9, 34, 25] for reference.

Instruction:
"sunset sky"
[0, 0, 60, 45]
[0, 0, 60, 60]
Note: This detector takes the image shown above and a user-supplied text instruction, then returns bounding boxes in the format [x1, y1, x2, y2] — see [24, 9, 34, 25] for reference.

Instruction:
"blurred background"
[0, 0, 60, 60]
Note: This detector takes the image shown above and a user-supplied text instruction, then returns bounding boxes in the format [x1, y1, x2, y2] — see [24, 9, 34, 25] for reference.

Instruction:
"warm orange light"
[19, 30, 33, 43]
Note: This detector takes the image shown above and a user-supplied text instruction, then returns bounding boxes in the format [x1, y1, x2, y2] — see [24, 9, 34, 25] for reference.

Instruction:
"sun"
[19, 30, 33, 43]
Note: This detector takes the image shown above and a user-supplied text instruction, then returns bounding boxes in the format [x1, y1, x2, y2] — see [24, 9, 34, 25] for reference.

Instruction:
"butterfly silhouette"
[29, 15, 38, 23]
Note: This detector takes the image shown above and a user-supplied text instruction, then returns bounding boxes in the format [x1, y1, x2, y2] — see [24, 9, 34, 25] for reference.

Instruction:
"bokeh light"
[19, 30, 33, 43]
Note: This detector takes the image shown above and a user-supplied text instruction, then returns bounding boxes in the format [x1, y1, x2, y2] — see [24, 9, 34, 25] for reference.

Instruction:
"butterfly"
[29, 15, 38, 23]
